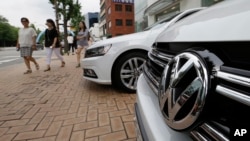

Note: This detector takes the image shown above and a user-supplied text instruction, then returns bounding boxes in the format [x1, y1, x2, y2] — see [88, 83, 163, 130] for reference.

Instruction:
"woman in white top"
[16, 17, 39, 74]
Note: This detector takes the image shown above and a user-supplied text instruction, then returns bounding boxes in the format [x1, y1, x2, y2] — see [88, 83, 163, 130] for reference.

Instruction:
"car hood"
[156, 0, 250, 42]
[89, 31, 151, 48]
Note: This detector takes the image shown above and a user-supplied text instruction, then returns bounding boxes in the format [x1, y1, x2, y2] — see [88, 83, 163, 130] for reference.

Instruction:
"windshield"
[144, 13, 181, 31]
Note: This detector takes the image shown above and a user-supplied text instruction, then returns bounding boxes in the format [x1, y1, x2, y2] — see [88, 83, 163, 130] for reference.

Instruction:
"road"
[0, 47, 46, 68]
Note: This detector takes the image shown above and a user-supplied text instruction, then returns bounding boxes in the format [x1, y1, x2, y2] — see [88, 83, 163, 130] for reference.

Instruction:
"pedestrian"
[44, 19, 65, 72]
[75, 21, 89, 68]
[16, 17, 39, 74]
[67, 34, 74, 55]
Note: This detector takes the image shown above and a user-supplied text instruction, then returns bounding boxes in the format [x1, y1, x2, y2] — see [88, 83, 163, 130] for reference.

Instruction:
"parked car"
[81, 8, 204, 92]
[36, 42, 44, 50]
[135, 0, 250, 141]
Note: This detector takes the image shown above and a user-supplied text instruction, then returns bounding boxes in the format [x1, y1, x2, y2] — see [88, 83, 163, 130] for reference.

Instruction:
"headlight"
[85, 44, 112, 58]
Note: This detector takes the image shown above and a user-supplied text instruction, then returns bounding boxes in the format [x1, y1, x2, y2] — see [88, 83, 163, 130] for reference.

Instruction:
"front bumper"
[81, 56, 112, 85]
[135, 74, 191, 141]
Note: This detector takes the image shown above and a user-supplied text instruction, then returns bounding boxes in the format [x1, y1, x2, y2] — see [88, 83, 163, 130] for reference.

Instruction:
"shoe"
[44, 67, 51, 72]
[35, 63, 39, 70]
[24, 70, 32, 74]
[61, 61, 65, 67]
[76, 64, 80, 68]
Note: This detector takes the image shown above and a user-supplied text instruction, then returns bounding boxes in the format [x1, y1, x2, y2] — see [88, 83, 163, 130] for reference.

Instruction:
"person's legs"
[23, 56, 31, 70]
[44, 47, 53, 71]
[53, 48, 65, 67]
[28, 57, 39, 70]
[76, 46, 83, 67]
[23, 56, 32, 74]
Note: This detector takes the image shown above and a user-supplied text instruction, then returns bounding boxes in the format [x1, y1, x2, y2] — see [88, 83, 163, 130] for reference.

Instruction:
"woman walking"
[16, 17, 39, 74]
[44, 19, 65, 72]
[75, 21, 89, 68]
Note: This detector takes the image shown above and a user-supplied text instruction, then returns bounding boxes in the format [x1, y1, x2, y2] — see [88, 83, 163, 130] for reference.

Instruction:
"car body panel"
[136, 75, 192, 141]
[157, 0, 250, 42]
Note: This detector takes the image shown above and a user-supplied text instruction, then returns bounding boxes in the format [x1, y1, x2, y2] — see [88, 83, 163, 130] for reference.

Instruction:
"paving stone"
[85, 126, 111, 138]
[109, 110, 130, 117]
[22, 107, 40, 119]
[124, 122, 136, 138]
[7, 124, 37, 134]
[73, 121, 98, 131]
[45, 121, 63, 136]
[0, 134, 17, 141]
[99, 113, 110, 126]
[70, 130, 85, 141]
[0, 127, 9, 136]
[1, 119, 29, 127]
[29, 112, 46, 124]
[87, 109, 98, 121]
[99, 131, 127, 141]
[111, 117, 124, 131]
[54, 113, 76, 121]
[122, 115, 135, 122]
[56, 125, 73, 141]
[63, 116, 86, 126]
[29, 136, 56, 141]
[14, 130, 46, 140]
[36, 116, 54, 130]
[85, 137, 98, 141]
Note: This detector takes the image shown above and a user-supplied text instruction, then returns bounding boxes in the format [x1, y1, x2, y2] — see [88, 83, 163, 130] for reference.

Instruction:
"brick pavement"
[0, 54, 137, 141]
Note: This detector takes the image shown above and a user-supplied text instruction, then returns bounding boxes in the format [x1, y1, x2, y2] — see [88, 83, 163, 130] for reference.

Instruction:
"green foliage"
[48, 0, 84, 52]
[0, 16, 18, 47]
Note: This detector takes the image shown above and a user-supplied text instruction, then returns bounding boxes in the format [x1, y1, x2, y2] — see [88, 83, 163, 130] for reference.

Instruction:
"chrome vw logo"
[159, 52, 208, 130]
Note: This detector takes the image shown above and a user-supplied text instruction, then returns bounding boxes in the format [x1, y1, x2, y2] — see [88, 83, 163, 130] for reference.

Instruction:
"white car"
[82, 8, 204, 92]
[136, 0, 250, 141]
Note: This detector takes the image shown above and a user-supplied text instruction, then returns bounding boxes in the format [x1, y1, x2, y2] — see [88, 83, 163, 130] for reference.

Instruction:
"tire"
[112, 51, 147, 93]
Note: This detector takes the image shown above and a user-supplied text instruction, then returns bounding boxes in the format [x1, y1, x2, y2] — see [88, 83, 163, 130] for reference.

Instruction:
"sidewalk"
[0, 55, 136, 141]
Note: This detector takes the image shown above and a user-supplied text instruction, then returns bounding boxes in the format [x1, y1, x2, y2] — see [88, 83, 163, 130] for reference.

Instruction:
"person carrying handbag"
[16, 17, 39, 74]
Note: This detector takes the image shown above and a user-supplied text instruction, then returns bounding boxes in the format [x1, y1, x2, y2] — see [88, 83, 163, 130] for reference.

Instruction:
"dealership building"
[135, 0, 224, 32]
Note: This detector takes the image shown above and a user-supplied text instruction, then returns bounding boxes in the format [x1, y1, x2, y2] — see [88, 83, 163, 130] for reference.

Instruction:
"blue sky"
[0, 0, 100, 30]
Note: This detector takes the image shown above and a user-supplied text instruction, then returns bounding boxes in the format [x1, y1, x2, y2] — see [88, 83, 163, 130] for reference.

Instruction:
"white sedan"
[81, 8, 204, 92]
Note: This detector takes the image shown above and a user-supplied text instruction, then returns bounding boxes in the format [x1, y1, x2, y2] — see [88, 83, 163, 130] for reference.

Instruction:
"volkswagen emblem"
[159, 52, 209, 130]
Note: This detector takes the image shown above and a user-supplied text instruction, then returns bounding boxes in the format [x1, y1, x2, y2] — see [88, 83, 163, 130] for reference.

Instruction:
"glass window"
[108, 7, 111, 14]
[116, 19, 123, 26]
[126, 19, 133, 26]
[202, 0, 224, 6]
[125, 5, 132, 12]
[115, 4, 122, 11]
[109, 21, 112, 28]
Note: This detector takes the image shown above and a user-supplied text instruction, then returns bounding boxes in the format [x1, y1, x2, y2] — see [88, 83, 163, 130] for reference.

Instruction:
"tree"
[70, 0, 84, 31]
[0, 15, 18, 47]
[49, 0, 83, 53]
[0, 15, 8, 23]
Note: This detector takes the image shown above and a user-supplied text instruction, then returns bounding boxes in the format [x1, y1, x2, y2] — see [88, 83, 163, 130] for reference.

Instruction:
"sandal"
[35, 63, 39, 70]
[24, 70, 32, 74]
[44, 67, 51, 72]
[76, 64, 80, 68]
[61, 61, 65, 67]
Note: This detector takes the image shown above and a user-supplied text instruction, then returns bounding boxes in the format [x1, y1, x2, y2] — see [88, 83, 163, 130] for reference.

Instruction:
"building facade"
[135, 0, 224, 32]
[100, 0, 135, 38]
[84, 12, 99, 29]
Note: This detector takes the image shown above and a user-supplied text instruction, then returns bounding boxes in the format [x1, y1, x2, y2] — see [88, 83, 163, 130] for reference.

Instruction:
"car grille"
[190, 66, 250, 141]
[143, 42, 250, 140]
[143, 43, 174, 95]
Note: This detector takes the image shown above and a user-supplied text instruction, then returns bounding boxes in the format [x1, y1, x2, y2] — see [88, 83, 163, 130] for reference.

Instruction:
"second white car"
[82, 7, 205, 92]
